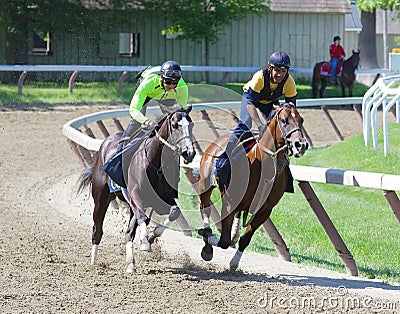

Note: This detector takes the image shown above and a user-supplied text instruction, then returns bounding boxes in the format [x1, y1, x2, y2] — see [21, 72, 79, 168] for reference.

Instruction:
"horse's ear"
[186, 104, 192, 114]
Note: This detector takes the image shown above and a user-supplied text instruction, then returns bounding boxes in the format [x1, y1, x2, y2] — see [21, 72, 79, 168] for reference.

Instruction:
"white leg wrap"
[231, 217, 241, 245]
[153, 223, 167, 237]
[155, 218, 172, 236]
[140, 236, 152, 251]
[91, 244, 99, 265]
[208, 235, 220, 247]
[203, 216, 210, 229]
[125, 241, 134, 263]
[139, 222, 148, 241]
[229, 250, 243, 271]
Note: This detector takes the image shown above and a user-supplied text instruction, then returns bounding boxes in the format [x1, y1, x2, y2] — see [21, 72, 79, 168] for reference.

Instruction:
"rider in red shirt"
[329, 36, 346, 84]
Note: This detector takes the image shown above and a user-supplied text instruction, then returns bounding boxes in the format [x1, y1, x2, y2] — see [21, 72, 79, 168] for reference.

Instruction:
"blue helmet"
[160, 60, 182, 84]
[268, 51, 291, 68]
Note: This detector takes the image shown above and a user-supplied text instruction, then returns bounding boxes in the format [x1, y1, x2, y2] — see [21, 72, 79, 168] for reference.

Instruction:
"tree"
[0, 1, 141, 64]
[0, 0, 269, 81]
[356, 0, 400, 68]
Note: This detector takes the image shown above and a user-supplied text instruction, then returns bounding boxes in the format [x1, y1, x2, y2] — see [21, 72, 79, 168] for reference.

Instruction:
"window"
[119, 33, 140, 57]
[32, 32, 51, 55]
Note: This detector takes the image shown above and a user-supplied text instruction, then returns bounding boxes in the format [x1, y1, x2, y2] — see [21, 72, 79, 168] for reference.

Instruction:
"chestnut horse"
[197, 103, 308, 271]
[312, 50, 360, 98]
[78, 107, 196, 272]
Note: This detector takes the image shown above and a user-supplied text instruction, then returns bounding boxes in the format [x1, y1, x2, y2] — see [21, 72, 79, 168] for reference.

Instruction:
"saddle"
[320, 62, 343, 77]
[213, 136, 294, 193]
[103, 137, 145, 189]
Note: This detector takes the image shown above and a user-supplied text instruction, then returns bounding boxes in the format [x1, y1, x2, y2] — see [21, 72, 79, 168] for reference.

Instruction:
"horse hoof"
[198, 227, 213, 240]
[201, 243, 213, 261]
[229, 263, 239, 272]
[126, 263, 135, 273]
[148, 234, 156, 244]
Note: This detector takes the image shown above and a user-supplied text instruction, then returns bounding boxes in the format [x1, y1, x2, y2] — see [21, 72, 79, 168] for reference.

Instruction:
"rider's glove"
[142, 119, 155, 130]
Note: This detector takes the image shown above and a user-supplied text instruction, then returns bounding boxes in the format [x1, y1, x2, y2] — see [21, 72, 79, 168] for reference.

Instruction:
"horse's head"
[160, 105, 196, 164]
[272, 103, 309, 157]
[349, 49, 360, 69]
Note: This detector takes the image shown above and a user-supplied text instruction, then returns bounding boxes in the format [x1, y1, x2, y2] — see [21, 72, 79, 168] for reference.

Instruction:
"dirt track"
[0, 104, 399, 313]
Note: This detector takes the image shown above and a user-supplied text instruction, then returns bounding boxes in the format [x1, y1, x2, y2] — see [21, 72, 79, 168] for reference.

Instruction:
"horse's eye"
[299, 117, 304, 125]
[172, 122, 179, 129]
[281, 117, 289, 125]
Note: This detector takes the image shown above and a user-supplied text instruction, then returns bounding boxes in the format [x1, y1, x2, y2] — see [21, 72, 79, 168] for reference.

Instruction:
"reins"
[144, 110, 191, 175]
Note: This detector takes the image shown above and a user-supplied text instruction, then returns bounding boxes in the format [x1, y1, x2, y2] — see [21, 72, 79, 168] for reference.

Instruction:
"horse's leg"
[348, 83, 354, 97]
[230, 211, 241, 247]
[125, 187, 151, 251]
[199, 188, 215, 261]
[340, 79, 347, 97]
[125, 208, 138, 273]
[320, 77, 328, 98]
[229, 207, 273, 271]
[91, 185, 112, 265]
[148, 204, 181, 243]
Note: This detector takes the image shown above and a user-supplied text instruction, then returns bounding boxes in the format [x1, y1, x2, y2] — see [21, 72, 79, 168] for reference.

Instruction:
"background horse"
[78, 107, 196, 272]
[312, 50, 360, 98]
[197, 104, 309, 271]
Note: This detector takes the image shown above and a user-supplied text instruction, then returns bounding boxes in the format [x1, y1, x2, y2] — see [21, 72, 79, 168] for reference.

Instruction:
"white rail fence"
[0, 64, 391, 95]
[362, 74, 400, 155]
[63, 104, 400, 277]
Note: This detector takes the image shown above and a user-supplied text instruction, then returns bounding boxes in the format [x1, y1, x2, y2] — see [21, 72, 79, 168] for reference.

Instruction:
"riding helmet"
[333, 36, 341, 42]
[160, 60, 182, 84]
[268, 51, 291, 68]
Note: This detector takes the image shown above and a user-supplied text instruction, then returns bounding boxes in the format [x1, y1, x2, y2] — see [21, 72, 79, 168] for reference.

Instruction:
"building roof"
[345, 1, 362, 31]
[270, 0, 351, 14]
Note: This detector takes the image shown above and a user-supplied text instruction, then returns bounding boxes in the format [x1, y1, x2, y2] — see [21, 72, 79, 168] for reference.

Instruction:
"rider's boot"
[120, 120, 141, 149]
[214, 121, 254, 189]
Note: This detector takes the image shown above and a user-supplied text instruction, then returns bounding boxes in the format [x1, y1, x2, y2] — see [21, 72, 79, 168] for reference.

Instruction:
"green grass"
[0, 81, 134, 105]
[0, 78, 370, 106]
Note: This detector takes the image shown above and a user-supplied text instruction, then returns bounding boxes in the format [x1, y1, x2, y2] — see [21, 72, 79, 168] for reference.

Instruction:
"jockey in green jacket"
[122, 60, 188, 142]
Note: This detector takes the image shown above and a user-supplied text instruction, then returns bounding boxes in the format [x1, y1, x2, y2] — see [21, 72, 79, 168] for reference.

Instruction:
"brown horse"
[78, 107, 196, 272]
[197, 103, 309, 270]
[312, 50, 360, 98]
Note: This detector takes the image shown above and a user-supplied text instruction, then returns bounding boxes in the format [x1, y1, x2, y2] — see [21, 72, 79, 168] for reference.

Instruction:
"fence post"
[297, 180, 358, 276]
[18, 71, 28, 95]
[69, 70, 79, 94]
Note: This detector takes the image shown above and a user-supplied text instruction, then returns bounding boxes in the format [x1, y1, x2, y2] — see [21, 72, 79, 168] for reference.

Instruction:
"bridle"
[155, 111, 193, 155]
[256, 105, 304, 158]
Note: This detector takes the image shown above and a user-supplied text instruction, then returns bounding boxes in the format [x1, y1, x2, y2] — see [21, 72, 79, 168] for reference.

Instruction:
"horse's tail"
[77, 164, 94, 195]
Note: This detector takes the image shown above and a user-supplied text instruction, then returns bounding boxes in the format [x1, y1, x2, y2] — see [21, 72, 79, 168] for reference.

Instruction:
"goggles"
[163, 70, 181, 78]
[163, 78, 179, 85]
[271, 63, 290, 69]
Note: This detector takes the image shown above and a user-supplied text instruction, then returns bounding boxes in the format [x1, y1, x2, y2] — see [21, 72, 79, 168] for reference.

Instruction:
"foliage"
[356, 0, 400, 11]
[0, 0, 144, 35]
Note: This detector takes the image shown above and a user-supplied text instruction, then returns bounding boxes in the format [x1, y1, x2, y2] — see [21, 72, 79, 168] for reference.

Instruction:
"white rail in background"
[362, 74, 400, 155]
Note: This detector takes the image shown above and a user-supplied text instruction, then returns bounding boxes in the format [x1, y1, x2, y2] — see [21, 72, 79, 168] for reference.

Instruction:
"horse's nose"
[293, 140, 309, 157]
[182, 149, 196, 164]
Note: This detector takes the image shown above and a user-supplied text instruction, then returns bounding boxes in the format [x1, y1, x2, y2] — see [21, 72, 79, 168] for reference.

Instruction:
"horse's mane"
[149, 107, 189, 137]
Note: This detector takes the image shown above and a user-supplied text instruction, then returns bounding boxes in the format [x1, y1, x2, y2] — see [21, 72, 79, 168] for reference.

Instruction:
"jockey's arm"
[285, 95, 297, 106]
[129, 78, 153, 124]
[247, 103, 263, 131]
[176, 80, 189, 110]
